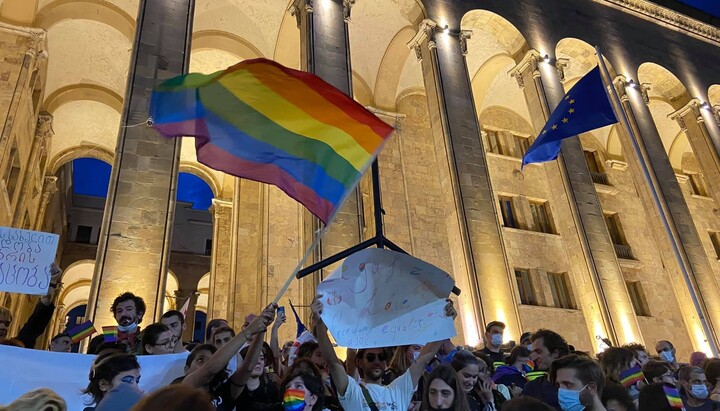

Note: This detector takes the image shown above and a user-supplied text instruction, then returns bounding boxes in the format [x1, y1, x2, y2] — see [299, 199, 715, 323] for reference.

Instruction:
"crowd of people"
[0, 266, 718, 411]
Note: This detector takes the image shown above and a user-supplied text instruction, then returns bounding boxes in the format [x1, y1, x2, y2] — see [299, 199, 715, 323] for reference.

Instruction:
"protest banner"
[0, 227, 59, 295]
[0, 345, 188, 409]
[317, 248, 456, 348]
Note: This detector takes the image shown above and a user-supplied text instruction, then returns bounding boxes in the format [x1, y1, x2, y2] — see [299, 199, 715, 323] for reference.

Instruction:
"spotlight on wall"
[628, 79, 639, 89]
[443, 25, 449, 33]
[544, 55, 551, 63]
[701, 102, 711, 110]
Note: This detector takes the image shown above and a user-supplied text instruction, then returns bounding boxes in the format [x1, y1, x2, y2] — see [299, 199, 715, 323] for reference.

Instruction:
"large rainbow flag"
[150, 58, 393, 224]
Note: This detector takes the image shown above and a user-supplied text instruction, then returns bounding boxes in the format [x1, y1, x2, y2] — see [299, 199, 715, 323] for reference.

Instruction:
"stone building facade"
[0, 0, 719, 357]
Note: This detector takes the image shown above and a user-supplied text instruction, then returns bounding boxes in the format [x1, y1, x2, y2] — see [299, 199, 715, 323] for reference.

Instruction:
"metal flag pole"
[595, 46, 719, 356]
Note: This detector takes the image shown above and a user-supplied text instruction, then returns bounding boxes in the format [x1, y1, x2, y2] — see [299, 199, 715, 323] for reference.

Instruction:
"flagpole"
[595, 46, 719, 356]
[272, 222, 329, 305]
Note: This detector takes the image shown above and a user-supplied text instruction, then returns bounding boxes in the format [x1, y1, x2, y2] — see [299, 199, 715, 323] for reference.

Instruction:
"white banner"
[0, 345, 188, 409]
[317, 248, 456, 348]
[0, 227, 59, 295]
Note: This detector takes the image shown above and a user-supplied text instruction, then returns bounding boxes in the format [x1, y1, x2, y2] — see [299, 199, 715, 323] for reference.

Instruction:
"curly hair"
[110, 292, 146, 323]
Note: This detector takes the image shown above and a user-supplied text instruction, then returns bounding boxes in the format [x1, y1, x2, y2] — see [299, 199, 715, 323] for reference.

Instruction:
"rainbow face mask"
[283, 388, 306, 411]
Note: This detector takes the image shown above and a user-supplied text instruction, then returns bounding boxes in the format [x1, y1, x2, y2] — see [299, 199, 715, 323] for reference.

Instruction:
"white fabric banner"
[317, 248, 456, 348]
[0, 345, 188, 409]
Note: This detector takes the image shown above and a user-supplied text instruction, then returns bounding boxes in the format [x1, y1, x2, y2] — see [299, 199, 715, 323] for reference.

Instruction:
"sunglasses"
[364, 353, 388, 363]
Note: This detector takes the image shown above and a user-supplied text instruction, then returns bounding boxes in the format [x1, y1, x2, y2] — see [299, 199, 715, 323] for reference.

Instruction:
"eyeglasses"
[153, 339, 173, 349]
[364, 353, 388, 363]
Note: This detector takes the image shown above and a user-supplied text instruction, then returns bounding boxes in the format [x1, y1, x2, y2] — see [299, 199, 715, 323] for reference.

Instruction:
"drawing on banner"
[0, 227, 59, 295]
[317, 248, 456, 348]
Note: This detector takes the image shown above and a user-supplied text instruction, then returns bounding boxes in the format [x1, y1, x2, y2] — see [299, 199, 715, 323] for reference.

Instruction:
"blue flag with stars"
[522, 66, 618, 167]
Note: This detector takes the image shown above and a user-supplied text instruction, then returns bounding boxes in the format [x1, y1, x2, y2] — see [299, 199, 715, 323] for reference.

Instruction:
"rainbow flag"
[619, 365, 644, 387]
[66, 321, 96, 344]
[150, 58, 394, 224]
[282, 388, 305, 411]
[525, 359, 535, 371]
[663, 384, 684, 409]
[102, 326, 118, 343]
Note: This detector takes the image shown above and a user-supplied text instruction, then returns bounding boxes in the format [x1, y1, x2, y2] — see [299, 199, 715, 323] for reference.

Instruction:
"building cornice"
[597, 0, 720, 46]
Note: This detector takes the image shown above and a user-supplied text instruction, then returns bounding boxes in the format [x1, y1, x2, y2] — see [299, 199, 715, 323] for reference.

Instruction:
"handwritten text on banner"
[317, 248, 456, 348]
[0, 227, 59, 295]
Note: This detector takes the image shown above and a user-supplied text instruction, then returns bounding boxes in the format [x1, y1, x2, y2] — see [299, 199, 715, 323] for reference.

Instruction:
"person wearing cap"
[481, 321, 507, 366]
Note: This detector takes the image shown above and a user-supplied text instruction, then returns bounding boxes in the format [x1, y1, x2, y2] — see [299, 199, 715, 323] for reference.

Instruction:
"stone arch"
[606, 126, 624, 160]
[669, 131, 691, 170]
[49, 145, 114, 175]
[192, 30, 264, 59]
[43, 83, 123, 114]
[461, 9, 529, 64]
[579, 133, 610, 164]
[478, 105, 534, 136]
[164, 270, 179, 312]
[353, 72, 373, 107]
[179, 162, 221, 198]
[709, 85, 720, 109]
[57, 259, 94, 315]
[374, 26, 416, 110]
[35, 0, 136, 41]
[272, 0, 301, 68]
[196, 273, 210, 312]
[637, 63, 693, 110]
[471, 53, 515, 111]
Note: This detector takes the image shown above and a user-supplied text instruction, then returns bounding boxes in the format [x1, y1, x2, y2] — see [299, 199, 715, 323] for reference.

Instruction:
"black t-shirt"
[172, 375, 235, 411]
[480, 347, 506, 365]
[234, 377, 280, 410]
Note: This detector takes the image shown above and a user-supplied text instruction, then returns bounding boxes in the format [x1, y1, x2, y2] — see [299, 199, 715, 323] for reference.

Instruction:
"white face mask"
[527, 344, 533, 351]
[412, 351, 421, 362]
[117, 322, 138, 333]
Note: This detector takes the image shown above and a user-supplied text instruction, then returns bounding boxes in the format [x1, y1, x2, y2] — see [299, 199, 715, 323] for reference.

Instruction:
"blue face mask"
[557, 386, 586, 411]
[691, 384, 709, 400]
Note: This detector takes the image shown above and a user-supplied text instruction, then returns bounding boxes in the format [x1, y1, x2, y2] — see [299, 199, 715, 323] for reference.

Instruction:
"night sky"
[676, 0, 720, 17]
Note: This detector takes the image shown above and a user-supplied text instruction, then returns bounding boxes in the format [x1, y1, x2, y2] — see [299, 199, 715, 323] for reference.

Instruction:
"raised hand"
[246, 304, 277, 336]
[444, 299, 457, 320]
[310, 294, 324, 326]
[272, 308, 286, 330]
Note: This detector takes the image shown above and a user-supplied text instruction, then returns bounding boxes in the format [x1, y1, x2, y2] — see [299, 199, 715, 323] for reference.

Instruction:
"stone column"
[292, 0, 363, 276]
[35, 176, 58, 232]
[13, 113, 53, 227]
[671, 100, 720, 205]
[208, 199, 233, 321]
[409, 20, 521, 341]
[615, 77, 720, 352]
[86, 0, 195, 327]
[510, 52, 642, 346]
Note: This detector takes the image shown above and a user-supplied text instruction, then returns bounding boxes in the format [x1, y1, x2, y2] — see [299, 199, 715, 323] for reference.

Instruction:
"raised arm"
[408, 300, 457, 386]
[229, 330, 266, 392]
[311, 294, 349, 396]
[183, 304, 276, 388]
[17, 264, 62, 349]
[269, 309, 285, 372]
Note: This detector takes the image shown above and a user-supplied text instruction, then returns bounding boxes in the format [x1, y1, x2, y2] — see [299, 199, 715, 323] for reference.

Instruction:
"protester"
[637, 383, 678, 411]
[705, 359, 720, 402]
[311, 294, 456, 410]
[480, 321, 506, 365]
[0, 388, 66, 411]
[493, 345, 531, 389]
[82, 352, 143, 411]
[111, 292, 146, 353]
[550, 354, 607, 411]
[451, 350, 505, 410]
[421, 365, 471, 411]
[678, 365, 720, 410]
[160, 310, 187, 353]
[297, 342, 326, 372]
[642, 360, 676, 385]
[205, 319, 229, 343]
[520, 332, 533, 351]
[602, 381, 637, 411]
[655, 341, 680, 372]
[140, 323, 175, 355]
[212, 326, 236, 350]
[0, 263, 63, 349]
[383, 344, 423, 385]
[622, 344, 650, 367]
[234, 338, 280, 409]
[692, 352, 709, 368]
[279, 369, 327, 411]
[130, 384, 213, 411]
[49, 332, 72, 353]
[599, 347, 640, 402]
[525, 329, 570, 408]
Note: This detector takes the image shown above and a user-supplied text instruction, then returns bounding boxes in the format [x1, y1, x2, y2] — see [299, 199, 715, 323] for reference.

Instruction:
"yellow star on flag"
[562, 118, 569, 123]
[569, 99, 575, 104]
[552, 125, 558, 130]
[569, 108, 575, 114]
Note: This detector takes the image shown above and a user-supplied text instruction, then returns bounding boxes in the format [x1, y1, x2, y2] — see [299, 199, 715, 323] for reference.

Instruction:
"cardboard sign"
[0, 227, 59, 295]
[317, 248, 456, 348]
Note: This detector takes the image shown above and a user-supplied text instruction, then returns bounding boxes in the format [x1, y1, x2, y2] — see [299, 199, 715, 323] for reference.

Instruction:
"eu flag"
[522, 66, 618, 167]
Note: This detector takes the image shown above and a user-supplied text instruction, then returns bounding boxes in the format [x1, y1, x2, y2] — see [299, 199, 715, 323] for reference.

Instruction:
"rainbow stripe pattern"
[102, 326, 118, 343]
[663, 384, 684, 409]
[150, 58, 394, 224]
[282, 388, 306, 411]
[619, 365, 644, 387]
[67, 321, 96, 344]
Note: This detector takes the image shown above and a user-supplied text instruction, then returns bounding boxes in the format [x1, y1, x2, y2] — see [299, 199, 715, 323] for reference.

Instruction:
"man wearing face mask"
[678, 366, 720, 410]
[655, 340, 681, 372]
[111, 292, 146, 353]
[480, 321, 507, 367]
[550, 354, 607, 411]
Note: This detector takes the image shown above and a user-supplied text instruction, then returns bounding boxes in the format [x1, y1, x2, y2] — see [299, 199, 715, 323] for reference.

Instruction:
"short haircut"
[297, 341, 320, 360]
[161, 310, 184, 325]
[186, 343, 217, 368]
[141, 323, 170, 354]
[656, 340, 674, 350]
[678, 365, 704, 382]
[508, 345, 532, 365]
[704, 358, 720, 386]
[205, 319, 227, 341]
[111, 292, 147, 319]
[550, 354, 605, 396]
[531, 329, 570, 358]
[486, 321, 506, 333]
[642, 360, 671, 382]
[623, 343, 647, 354]
[211, 326, 235, 342]
[602, 381, 636, 411]
[51, 332, 71, 343]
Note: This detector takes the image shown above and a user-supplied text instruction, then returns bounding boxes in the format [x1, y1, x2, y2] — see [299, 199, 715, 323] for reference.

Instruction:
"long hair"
[130, 384, 212, 411]
[82, 352, 140, 405]
[421, 365, 470, 411]
[0, 388, 66, 411]
[387, 345, 412, 375]
[280, 370, 325, 411]
[600, 347, 635, 383]
[451, 350, 480, 373]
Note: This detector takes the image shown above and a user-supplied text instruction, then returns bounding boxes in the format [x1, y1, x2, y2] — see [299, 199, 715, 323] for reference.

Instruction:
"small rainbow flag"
[619, 365, 644, 387]
[66, 321, 96, 344]
[150, 58, 394, 224]
[663, 384, 684, 409]
[102, 326, 118, 343]
[282, 388, 305, 411]
[525, 359, 535, 371]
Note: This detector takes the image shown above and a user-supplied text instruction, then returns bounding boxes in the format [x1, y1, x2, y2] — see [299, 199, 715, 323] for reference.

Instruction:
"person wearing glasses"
[140, 323, 176, 355]
[310, 294, 457, 411]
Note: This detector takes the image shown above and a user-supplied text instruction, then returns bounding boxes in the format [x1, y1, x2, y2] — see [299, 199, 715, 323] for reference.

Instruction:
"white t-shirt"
[339, 370, 414, 411]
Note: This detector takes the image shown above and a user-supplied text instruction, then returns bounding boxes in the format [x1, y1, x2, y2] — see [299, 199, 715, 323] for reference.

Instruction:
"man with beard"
[111, 292, 146, 353]
[161, 310, 187, 353]
[311, 294, 457, 411]
[0, 263, 63, 349]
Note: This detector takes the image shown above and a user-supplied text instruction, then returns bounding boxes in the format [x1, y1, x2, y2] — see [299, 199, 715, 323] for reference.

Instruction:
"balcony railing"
[591, 172, 610, 185]
[614, 244, 635, 260]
